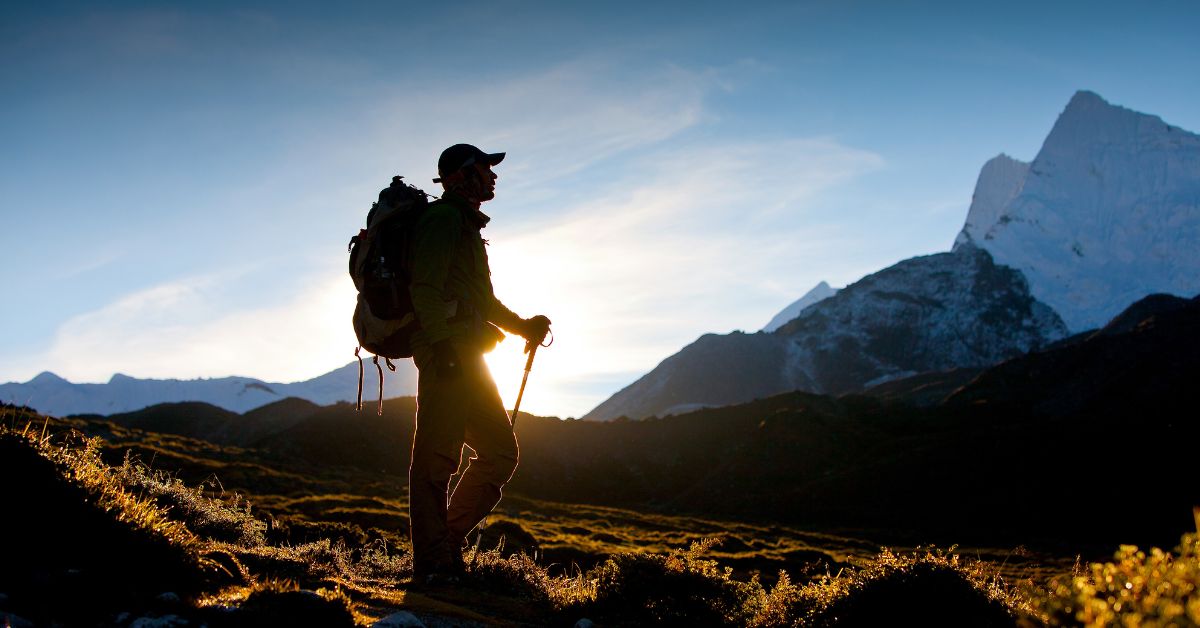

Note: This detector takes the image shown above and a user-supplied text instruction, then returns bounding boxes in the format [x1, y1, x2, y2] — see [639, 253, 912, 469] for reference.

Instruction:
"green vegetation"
[2, 403, 1197, 626]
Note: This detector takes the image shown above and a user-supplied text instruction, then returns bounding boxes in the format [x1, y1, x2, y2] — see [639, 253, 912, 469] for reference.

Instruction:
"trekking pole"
[511, 329, 552, 427]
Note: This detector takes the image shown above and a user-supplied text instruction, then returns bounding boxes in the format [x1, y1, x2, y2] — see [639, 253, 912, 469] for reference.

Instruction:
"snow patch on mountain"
[954, 90, 1200, 331]
[762, 281, 839, 332]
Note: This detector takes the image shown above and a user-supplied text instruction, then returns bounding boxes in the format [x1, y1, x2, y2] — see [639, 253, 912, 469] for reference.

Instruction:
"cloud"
[42, 268, 358, 383]
[295, 57, 721, 199]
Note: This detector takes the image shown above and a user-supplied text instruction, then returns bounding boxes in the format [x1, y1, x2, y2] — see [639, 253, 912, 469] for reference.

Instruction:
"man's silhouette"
[407, 144, 550, 582]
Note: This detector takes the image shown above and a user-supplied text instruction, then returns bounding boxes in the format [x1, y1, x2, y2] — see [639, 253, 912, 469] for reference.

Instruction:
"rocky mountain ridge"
[584, 244, 1066, 420]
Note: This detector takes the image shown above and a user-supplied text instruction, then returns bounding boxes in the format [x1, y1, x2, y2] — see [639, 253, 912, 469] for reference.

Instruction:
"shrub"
[1039, 532, 1199, 627]
[751, 547, 1023, 627]
[580, 538, 762, 625]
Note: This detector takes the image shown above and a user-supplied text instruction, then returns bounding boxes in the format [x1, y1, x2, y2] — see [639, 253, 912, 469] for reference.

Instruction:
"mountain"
[586, 91, 1200, 421]
[954, 91, 1200, 332]
[534, 293, 1200, 548]
[0, 358, 418, 417]
[585, 245, 1066, 420]
[762, 281, 838, 332]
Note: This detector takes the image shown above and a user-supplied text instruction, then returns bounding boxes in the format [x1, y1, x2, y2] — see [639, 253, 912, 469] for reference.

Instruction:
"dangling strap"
[385, 357, 396, 372]
[373, 355, 384, 416]
[355, 347, 364, 412]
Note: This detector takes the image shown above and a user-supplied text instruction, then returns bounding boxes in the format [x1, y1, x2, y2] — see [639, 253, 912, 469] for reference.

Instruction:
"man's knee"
[473, 438, 518, 485]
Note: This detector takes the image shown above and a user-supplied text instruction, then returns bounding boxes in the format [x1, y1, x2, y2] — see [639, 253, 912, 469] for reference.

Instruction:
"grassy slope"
[4, 402, 1197, 626]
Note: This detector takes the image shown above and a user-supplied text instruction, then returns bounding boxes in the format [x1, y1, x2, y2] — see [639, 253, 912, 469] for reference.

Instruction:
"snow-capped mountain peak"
[762, 281, 839, 332]
[953, 153, 1030, 249]
[954, 90, 1200, 332]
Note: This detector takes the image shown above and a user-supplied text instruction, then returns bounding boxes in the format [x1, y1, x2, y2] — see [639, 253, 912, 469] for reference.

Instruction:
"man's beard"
[464, 175, 494, 202]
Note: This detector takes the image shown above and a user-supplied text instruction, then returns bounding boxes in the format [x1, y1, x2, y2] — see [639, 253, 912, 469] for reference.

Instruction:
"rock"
[156, 592, 181, 604]
[575, 619, 596, 628]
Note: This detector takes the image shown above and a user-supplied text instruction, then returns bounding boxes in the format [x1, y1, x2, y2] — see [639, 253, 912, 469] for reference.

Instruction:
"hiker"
[407, 144, 551, 582]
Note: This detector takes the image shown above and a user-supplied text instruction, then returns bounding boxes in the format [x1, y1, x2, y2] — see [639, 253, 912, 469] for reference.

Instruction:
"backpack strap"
[373, 355, 384, 416]
[354, 347, 364, 412]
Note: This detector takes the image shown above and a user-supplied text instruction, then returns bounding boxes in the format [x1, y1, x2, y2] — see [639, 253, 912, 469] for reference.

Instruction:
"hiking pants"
[409, 343, 519, 573]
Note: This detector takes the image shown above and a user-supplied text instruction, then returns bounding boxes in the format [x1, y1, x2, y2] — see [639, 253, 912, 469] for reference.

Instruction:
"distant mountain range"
[0, 359, 417, 417]
[585, 91, 1200, 420]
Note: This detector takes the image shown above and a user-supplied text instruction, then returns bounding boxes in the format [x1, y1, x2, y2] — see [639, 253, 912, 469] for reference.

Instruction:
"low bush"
[1039, 530, 1199, 627]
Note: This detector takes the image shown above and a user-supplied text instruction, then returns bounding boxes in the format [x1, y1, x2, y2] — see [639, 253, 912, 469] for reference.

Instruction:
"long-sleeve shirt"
[407, 192, 523, 349]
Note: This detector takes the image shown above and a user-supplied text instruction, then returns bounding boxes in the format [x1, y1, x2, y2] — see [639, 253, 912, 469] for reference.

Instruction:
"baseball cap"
[434, 144, 505, 183]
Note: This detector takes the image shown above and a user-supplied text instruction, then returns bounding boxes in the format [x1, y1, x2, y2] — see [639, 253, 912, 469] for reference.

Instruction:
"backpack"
[347, 176, 432, 413]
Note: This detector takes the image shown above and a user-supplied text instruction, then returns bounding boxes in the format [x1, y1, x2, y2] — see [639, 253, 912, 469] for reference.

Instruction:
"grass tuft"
[113, 450, 267, 546]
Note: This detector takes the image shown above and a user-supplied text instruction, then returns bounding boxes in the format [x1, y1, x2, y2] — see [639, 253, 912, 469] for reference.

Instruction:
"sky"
[2, 1, 1198, 418]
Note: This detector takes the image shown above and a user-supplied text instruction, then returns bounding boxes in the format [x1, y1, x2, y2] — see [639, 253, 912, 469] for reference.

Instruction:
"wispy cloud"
[340, 57, 720, 194]
[41, 268, 358, 383]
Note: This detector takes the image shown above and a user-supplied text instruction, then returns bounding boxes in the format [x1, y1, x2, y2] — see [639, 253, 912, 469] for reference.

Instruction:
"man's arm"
[487, 297, 524, 334]
[489, 296, 551, 344]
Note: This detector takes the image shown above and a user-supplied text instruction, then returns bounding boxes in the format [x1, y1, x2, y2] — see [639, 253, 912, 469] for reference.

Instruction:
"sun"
[483, 336, 538, 413]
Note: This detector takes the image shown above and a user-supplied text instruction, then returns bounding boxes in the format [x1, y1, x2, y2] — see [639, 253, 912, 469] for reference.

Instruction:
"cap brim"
[485, 152, 505, 166]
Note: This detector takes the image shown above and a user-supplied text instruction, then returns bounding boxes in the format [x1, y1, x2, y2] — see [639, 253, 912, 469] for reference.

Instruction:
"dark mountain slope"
[251, 398, 418, 475]
[212, 396, 321, 446]
[944, 294, 1200, 415]
[97, 401, 239, 441]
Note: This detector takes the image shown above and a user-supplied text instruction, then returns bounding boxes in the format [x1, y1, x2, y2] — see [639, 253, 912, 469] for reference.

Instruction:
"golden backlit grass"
[24, 422, 203, 554]
[1037, 526, 1200, 627]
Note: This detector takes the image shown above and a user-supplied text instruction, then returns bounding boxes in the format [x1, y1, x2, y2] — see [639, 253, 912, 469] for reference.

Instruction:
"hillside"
[553, 294, 1200, 549]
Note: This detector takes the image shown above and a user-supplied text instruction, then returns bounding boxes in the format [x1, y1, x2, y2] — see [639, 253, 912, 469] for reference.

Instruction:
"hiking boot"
[411, 550, 466, 589]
